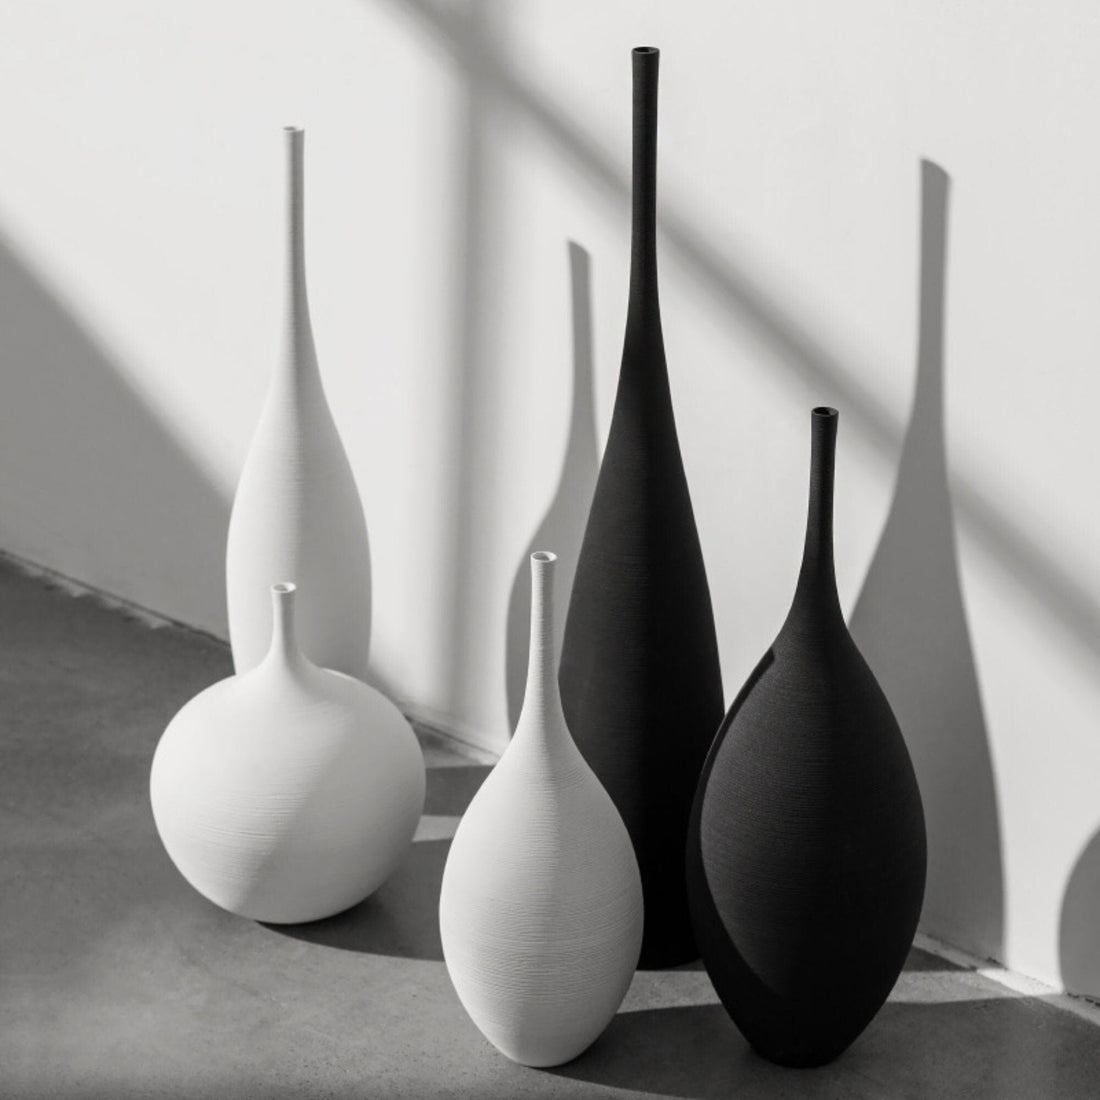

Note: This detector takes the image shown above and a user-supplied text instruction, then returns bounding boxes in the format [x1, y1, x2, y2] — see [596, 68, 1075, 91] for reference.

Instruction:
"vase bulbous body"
[150, 584, 425, 924]
[226, 126, 371, 679]
[440, 553, 643, 1067]
[558, 46, 724, 969]
[686, 407, 927, 1066]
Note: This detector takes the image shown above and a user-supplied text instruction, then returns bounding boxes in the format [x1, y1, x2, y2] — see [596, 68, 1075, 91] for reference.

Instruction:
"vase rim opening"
[271, 582, 297, 595]
[633, 45, 658, 55]
[812, 406, 838, 419]
[283, 125, 303, 134]
[531, 551, 557, 564]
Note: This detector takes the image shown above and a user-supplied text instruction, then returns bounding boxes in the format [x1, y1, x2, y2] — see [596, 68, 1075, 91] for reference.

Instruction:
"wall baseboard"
[399, 702, 501, 764]
[0, 546, 228, 641]
[0, 545, 502, 763]
[914, 932, 1100, 1026]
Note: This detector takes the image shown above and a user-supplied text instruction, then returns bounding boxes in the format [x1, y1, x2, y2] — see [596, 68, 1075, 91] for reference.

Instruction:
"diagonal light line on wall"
[375, 0, 1100, 663]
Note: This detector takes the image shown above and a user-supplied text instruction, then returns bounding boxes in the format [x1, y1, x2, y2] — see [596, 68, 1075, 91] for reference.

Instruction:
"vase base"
[749, 1041, 851, 1069]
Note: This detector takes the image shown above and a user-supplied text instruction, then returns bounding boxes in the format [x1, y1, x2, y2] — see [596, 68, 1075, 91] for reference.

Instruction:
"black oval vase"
[559, 47, 725, 969]
[686, 407, 926, 1066]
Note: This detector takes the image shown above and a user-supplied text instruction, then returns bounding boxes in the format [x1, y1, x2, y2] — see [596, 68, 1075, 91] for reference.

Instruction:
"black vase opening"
[558, 46, 725, 970]
[686, 406, 927, 1066]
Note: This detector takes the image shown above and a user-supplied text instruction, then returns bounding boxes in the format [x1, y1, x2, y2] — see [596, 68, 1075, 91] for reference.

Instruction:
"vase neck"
[625, 47, 662, 347]
[281, 127, 318, 386]
[263, 583, 309, 673]
[792, 407, 843, 616]
[517, 552, 568, 744]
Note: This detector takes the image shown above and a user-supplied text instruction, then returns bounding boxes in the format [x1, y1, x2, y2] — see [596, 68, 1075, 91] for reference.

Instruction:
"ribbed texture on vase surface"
[151, 583, 424, 924]
[226, 126, 371, 679]
[558, 46, 724, 969]
[441, 552, 643, 1067]
[686, 408, 927, 1066]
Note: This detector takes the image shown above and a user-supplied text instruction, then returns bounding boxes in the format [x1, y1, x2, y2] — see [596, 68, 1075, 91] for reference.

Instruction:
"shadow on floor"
[551, 994, 1098, 1100]
[849, 161, 1003, 961]
[902, 945, 964, 973]
[269, 763, 491, 960]
[268, 838, 452, 961]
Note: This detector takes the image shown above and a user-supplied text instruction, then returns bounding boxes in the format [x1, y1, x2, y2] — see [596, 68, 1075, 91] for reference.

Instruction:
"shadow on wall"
[434, 0, 512, 723]
[849, 161, 1003, 960]
[383, 0, 1100, 714]
[504, 242, 599, 730]
[1059, 829, 1100, 997]
[0, 231, 230, 634]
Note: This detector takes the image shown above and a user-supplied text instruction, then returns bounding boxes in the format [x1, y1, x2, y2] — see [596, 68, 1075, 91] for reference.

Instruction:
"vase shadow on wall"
[387, 0, 1100, 709]
[0, 232, 230, 631]
[1058, 828, 1100, 998]
[504, 242, 599, 730]
[266, 763, 490, 961]
[849, 160, 1003, 961]
[433, 0, 514, 721]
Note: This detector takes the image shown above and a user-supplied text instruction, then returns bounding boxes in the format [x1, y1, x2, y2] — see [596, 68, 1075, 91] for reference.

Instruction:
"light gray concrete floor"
[3, 556, 1099, 1099]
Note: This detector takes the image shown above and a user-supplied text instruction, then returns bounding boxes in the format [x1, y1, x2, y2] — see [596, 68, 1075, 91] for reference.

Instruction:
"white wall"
[2, 0, 1100, 998]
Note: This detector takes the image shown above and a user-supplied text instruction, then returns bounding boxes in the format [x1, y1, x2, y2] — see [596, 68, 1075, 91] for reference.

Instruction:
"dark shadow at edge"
[849, 162, 1003, 960]
[504, 242, 599, 730]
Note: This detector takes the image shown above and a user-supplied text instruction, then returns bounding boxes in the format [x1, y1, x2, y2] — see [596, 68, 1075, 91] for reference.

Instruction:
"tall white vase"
[439, 552, 643, 1067]
[226, 126, 371, 678]
[150, 583, 425, 924]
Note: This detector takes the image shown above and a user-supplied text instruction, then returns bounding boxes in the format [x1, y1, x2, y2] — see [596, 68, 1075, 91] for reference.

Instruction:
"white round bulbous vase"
[150, 584, 425, 923]
[440, 552, 643, 1067]
[226, 126, 371, 679]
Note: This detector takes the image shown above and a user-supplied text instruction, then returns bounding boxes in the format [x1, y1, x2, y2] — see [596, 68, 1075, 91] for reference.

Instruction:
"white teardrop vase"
[150, 583, 425, 923]
[226, 126, 371, 679]
[439, 552, 643, 1067]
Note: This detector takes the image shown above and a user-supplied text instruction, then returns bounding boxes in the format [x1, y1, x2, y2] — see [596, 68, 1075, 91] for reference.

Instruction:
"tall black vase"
[558, 46, 725, 970]
[686, 407, 927, 1066]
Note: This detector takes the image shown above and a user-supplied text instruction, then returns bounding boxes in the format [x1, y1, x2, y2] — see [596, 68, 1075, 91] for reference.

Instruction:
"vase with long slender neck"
[686, 407, 927, 1067]
[440, 552, 643, 1067]
[558, 46, 724, 969]
[226, 126, 371, 679]
[150, 582, 424, 924]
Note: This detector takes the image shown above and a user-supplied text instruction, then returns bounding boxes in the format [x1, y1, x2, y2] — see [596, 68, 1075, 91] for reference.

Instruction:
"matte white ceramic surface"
[226, 127, 371, 678]
[439, 552, 643, 1067]
[150, 584, 424, 923]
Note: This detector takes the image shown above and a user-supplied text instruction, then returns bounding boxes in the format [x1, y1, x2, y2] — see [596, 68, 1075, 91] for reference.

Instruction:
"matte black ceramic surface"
[558, 46, 725, 970]
[686, 407, 927, 1066]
